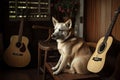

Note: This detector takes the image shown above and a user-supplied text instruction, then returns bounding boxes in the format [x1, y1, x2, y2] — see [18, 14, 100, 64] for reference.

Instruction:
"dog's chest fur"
[57, 37, 83, 56]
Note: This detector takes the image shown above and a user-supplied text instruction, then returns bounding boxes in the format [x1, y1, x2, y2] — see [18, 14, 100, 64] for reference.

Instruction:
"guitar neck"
[18, 8, 28, 43]
[104, 7, 120, 43]
[18, 18, 24, 42]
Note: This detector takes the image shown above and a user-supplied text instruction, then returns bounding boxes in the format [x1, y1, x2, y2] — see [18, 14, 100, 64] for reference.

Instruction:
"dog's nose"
[51, 34, 55, 38]
[51, 34, 57, 40]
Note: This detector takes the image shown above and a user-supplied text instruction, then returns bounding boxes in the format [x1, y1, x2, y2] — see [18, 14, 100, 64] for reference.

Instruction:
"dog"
[51, 17, 92, 75]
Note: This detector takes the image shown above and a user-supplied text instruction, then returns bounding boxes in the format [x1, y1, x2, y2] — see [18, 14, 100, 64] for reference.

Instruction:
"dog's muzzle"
[51, 33, 64, 40]
[51, 34, 57, 40]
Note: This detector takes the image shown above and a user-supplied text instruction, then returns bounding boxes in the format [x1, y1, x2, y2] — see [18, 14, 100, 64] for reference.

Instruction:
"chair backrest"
[32, 25, 54, 41]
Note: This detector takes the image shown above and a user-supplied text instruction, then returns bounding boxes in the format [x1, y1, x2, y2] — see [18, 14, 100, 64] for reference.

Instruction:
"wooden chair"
[44, 42, 100, 80]
[32, 25, 99, 80]
[32, 25, 57, 80]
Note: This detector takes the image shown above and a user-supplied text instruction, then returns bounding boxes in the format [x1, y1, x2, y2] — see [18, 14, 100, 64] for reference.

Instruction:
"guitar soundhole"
[20, 43, 26, 52]
[16, 42, 21, 48]
[98, 43, 106, 53]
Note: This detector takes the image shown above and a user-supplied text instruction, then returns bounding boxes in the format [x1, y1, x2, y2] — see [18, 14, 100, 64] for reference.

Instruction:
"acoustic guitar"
[87, 6, 120, 73]
[4, 17, 31, 67]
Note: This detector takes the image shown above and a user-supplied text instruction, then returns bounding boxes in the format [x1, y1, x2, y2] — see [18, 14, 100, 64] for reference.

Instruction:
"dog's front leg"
[52, 55, 62, 71]
[53, 55, 69, 75]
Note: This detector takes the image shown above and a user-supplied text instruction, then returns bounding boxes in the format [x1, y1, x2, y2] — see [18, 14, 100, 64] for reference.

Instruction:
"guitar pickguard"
[20, 43, 26, 52]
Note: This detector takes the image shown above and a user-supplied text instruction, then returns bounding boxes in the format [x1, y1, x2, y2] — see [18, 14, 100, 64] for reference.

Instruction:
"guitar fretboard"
[104, 6, 120, 43]
[18, 18, 24, 43]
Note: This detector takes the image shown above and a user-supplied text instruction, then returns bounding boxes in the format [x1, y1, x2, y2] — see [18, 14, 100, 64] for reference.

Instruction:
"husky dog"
[51, 17, 92, 75]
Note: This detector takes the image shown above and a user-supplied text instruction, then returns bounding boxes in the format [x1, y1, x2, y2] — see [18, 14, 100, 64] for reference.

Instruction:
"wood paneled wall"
[84, 0, 120, 42]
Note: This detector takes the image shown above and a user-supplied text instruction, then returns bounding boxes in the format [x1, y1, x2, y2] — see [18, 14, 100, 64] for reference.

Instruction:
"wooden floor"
[0, 61, 43, 80]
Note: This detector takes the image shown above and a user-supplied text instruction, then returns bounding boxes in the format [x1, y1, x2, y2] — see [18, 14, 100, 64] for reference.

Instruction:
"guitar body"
[87, 36, 113, 73]
[4, 35, 31, 67]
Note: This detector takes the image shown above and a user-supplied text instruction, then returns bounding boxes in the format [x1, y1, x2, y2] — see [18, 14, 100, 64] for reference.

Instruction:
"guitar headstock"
[116, 6, 120, 13]
[19, 8, 29, 21]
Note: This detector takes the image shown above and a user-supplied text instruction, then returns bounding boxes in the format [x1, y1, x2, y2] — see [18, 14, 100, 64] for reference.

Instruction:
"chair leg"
[38, 44, 44, 73]
[43, 50, 48, 80]
[38, 44, 40, 73]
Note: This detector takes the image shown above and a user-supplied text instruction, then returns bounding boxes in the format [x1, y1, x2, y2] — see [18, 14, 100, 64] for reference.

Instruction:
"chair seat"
[45, 62, 100, 80]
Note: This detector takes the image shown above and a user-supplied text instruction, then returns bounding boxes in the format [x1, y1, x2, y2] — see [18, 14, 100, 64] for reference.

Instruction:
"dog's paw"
[63, 69, 75, 74]
[52, 67, 57, 71]
[53, 71, 59, 75]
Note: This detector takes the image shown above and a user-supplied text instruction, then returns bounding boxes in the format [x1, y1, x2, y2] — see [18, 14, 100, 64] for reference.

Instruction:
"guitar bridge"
[13, 52, 23, 56]
[93, 57, 102, 61]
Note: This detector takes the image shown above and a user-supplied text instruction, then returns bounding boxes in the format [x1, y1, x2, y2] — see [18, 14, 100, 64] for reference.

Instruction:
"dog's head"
[51, 17, 72, 42]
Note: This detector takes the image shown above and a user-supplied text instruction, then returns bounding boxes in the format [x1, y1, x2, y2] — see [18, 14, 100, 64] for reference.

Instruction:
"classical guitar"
[4, 17, 31, 67]
[87, 7, 120, 73]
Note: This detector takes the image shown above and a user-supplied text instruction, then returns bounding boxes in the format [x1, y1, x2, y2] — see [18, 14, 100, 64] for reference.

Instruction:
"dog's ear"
[52, 17, 58, 27]
[65, 19, 72, 29]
